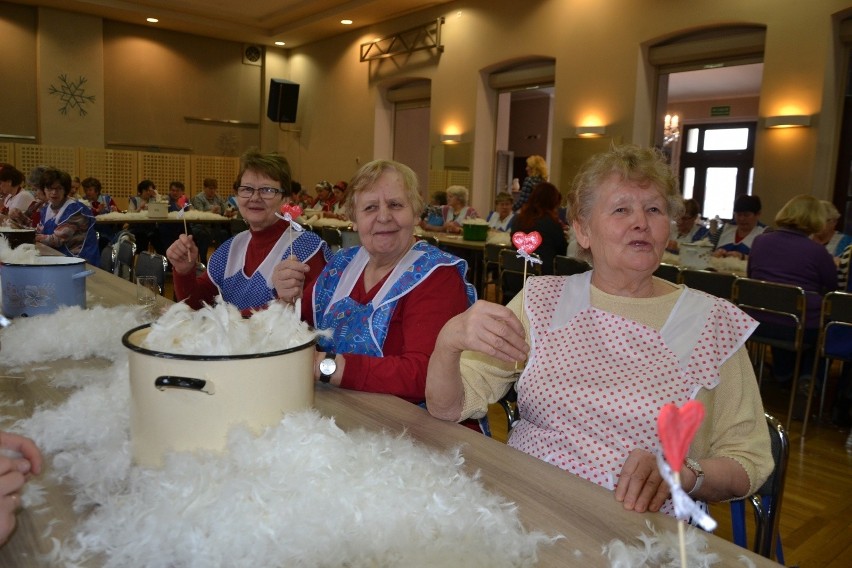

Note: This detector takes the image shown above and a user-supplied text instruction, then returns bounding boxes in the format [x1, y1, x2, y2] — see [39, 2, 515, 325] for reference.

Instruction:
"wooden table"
[421, 232, 488, 293]
[0, 267, 779, 567]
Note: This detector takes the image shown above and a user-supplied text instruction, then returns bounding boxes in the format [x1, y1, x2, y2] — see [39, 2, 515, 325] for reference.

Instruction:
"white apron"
[509, 273, 756, 512]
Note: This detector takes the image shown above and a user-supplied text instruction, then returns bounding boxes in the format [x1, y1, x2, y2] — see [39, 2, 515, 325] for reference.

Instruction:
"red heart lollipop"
[177, 196, 188, 208]
[280, 204, 303, 218]
[512, 231, 542, 254]
[657, 400, 705, 471]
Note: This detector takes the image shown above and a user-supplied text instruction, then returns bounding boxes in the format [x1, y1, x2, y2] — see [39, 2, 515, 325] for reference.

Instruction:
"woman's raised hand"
[165, 233, 199, 275]
[273, 257, 309, 304]
[437, 300, 528, 363]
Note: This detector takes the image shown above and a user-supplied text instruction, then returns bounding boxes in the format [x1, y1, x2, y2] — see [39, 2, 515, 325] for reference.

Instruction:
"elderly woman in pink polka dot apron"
[426, 144, 773, 518]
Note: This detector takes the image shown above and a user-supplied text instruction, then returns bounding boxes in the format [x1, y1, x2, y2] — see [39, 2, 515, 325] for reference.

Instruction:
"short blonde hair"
[775, 195, 826, 234]
[820, 200, 841, 221]
[344, 159, 423, 220]
[526, 155, 548, 178]
[446, 185, 469, 205]
[567, 144, 682, 227]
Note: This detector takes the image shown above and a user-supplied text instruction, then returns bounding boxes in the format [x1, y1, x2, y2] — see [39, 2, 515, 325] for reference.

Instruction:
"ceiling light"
[146, 18, 158, 23]
[274, 41, 285, 46]
[341, 19, 353, 25]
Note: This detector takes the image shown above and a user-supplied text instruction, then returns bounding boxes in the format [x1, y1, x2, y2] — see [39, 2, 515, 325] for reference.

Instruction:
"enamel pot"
[122, 324, 316, 468]
[0, 228, 36, 248]
[0, 256, 94, 318]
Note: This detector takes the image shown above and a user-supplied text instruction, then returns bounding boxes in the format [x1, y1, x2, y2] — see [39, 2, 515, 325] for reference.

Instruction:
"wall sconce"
[575, 126, 606, 137]
[764, 115, 812, 128]
[440, 133, 462, 144]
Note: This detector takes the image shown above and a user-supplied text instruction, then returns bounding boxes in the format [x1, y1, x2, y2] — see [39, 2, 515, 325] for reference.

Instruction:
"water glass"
[136, 276, 158, 310]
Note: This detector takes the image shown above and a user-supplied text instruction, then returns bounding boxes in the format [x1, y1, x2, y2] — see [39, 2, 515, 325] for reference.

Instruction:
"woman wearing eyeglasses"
[167, 149, 330, 317]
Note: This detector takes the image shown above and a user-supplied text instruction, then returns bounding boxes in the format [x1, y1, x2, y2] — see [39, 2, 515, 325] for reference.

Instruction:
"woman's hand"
[614, 448, 669, 513]
[166, 233, 198, 275]
[437, 300, 528, 363]
[273, 257, 309, 304]
[0, 432, 42, 546]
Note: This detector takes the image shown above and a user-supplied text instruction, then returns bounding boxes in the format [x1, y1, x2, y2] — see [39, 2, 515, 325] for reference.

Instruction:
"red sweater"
[309, 265, 470, 403]
[173, 222, 326, 317]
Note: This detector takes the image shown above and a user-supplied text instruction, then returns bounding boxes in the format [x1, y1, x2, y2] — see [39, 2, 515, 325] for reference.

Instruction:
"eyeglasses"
[236, 185, 283, 200]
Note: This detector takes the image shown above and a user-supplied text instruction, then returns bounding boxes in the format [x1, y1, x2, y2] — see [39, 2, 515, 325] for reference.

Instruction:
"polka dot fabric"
[508, 276, 756, 515]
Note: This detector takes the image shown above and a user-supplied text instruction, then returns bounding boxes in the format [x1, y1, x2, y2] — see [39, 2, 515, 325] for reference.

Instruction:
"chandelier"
[663, 114, 680, 146]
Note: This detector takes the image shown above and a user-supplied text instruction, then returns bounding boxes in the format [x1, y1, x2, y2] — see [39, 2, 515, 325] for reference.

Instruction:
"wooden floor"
[485, 368, 852, 567]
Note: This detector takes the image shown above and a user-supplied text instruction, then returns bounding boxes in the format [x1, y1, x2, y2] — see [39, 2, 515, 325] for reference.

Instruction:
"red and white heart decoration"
[277, 204, 304, 231]
[511, 231, 543, 265]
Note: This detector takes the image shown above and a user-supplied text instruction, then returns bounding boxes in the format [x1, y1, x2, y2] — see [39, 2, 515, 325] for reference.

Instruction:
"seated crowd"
[6, 142, 852, 544]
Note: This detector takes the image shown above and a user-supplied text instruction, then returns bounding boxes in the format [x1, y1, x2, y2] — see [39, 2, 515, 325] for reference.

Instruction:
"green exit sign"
[710, 105, 731, 117]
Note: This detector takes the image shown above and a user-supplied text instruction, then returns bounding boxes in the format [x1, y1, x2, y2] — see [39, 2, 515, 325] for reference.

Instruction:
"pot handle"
[72, 270, 96, 280]
[154, 376, 215, 395]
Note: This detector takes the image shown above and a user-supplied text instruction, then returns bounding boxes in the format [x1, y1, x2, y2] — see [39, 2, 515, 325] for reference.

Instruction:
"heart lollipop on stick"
[656, 400, 716, 567]
[510, 231, 543, 371]
[277, 203, 304, 259]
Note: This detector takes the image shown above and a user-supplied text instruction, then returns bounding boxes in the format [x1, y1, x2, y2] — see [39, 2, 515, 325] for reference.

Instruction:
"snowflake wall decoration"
[48, 74, 96, 117]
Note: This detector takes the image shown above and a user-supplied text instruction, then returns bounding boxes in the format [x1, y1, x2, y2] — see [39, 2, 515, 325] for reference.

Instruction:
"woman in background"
[748, 194, 838, 384]
[512, 182, 567, 275]
[513, 155, 547, 212]
[713, 194, 764, 259]
[812, 200, 852, 259]
[35, 168, 99, 266]
[0, 164, 35, 228]
[485, 192, 515, 232]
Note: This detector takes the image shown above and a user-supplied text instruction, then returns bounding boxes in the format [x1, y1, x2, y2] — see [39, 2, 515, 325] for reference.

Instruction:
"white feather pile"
[3, 305, 555, 567]
[143, 298, 318, 355]
[0, 238, 40, 263]
[602, 520, 721, 567]
[0, 304, 145, 368]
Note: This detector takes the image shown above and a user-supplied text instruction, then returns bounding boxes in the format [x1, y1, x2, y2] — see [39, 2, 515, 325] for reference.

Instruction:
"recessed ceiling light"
[274, 41, 285, 46]
[341, 19, 353, 25]
[146, 17, 158, 23]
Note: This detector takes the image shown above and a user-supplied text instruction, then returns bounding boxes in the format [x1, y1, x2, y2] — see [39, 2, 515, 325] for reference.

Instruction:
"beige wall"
[285, 0, 852, 219]
[1, 0, 850, 221]
[0, 3, 37, 141]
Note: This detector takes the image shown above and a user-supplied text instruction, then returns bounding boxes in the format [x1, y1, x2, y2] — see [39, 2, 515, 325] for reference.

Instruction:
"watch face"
[319, 358, 336, 376]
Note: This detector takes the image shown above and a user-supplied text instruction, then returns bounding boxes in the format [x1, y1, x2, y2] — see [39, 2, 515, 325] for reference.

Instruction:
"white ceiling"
[9, 0, 764, 99]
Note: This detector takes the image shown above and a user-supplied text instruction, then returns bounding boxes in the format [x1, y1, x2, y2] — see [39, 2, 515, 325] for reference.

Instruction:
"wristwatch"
[684, 457, 704, 496]
[319, 352, 337, 383]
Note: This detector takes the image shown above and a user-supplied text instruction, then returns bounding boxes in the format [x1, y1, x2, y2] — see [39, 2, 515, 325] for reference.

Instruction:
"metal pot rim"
[121, 323, 318, 361]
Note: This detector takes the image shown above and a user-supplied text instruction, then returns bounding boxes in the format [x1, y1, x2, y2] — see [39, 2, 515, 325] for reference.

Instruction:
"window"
[678, 122, 756, 220]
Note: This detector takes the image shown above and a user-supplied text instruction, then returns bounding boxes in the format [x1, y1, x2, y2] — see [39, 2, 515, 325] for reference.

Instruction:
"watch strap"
[684, 457, 704, 496]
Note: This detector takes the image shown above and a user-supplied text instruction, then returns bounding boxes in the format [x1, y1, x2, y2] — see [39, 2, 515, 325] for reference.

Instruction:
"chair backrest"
[417, 234, 440, 247]
[680, 269, 737, 300]
[653, 262, 681, 283]
[484, 242, 507, 265]
[113, 239, 136, 281]
[730, 412, 789, 562]
[732, 278, 807, 334]
[821, 290, 852, 360]
[498, 248, 540, 304]
[757, 412, 789, 559]
[553, 255, 592, 276]
[135, 251, 168, 294]
[99, 244, 115, 272]
[320, 226, 343, 251]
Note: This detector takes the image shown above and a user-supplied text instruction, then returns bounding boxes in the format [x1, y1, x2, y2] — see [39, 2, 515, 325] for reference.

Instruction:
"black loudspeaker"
[267, 79, 299, 123]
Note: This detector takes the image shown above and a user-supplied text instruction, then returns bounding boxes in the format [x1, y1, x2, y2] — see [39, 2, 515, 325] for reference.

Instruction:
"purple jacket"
[747, 228, 838, 328]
